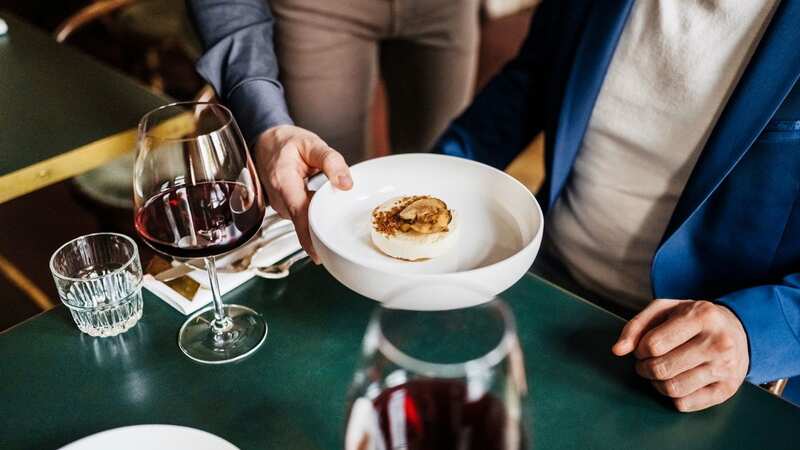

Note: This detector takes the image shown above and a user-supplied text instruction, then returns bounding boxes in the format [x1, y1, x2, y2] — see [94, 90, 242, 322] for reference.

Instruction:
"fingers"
[277, 174, 320, 264]
[264, 161, 294, 220]
[650, 364, 718, 399]
[612, 300, 676, 356]
[635, 335, 708, 380]
[300, 144, 352, 190]
[673, 382, 732, 412]
[266, 184, 291, 219]
[291, 195, 320, 265]
[634, 312, 704, 359]
[255, 126, 343, 263]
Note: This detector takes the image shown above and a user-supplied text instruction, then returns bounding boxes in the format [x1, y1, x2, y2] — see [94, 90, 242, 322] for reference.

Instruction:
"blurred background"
[0, 0, 543, 331]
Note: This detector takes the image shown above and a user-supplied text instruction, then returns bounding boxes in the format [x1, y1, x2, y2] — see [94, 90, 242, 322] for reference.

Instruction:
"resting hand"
[253, 125, 353, 263]
[612, 299, 749, 412]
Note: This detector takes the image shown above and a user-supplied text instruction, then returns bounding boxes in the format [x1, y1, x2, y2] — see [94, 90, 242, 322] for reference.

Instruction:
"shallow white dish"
[58, 425, 239, 450]
[309, 153, 543, 310]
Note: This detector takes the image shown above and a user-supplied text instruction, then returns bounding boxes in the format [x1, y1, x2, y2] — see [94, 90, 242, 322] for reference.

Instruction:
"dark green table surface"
[1, 266, 798, 449]
[0, 12, 165, 175]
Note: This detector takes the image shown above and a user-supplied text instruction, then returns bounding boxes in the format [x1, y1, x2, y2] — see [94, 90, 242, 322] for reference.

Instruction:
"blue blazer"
[437, 0, 800, 389]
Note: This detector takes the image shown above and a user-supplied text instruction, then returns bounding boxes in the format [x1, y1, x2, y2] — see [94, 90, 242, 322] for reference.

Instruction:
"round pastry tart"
[370, 195, 458, 261]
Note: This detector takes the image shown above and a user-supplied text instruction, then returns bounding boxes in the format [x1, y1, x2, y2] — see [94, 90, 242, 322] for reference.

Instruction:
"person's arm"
[187, 0, 292, 146]
[434, 0, 557, 169]
[188, 1, 353, 261]
[716, 274, 800, 384]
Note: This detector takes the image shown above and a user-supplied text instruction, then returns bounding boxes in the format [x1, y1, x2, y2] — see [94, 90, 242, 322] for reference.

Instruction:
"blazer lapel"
[548, 0, 635, 209]
[661, 0, 800, 241]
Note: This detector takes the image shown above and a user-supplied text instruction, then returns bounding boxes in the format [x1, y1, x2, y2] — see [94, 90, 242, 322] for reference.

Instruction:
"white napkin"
[0, 18, 7, 36]
[143, 211, 302, 315]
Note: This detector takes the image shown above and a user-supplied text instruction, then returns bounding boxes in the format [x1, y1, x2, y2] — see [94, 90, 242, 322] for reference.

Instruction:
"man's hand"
[612, 299, 749, 412]
[253, 125, 353, 263]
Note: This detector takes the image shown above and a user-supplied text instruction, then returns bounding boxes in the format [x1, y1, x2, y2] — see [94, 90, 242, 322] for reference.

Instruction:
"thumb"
[301, 143, 352, 191]
[612, 300, 674, 356]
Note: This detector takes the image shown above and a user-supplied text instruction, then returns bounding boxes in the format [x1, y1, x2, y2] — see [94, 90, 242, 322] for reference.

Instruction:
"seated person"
[199, 0, 800, 411]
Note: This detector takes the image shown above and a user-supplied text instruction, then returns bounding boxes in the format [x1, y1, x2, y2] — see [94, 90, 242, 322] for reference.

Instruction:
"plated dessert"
[370, 195, 458, 261]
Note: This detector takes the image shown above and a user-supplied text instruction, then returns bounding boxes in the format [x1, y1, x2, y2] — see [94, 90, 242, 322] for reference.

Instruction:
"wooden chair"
[54, 0, 204, 96]
[53, 0, 216, 211]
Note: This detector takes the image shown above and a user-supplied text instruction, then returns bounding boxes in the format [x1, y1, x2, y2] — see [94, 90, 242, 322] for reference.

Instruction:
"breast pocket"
[693, 120, 800, 285]
[757, 119, 800, 142]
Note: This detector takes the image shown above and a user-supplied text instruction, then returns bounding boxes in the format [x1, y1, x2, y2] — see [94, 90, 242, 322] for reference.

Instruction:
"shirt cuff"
[227, 79, 293, 147]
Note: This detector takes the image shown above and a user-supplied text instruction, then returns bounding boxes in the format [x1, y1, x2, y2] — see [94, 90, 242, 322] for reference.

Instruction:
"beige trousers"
[271, 0, 480, 162]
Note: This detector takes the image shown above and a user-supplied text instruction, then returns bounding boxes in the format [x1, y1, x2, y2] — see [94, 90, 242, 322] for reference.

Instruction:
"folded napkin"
[143, 211, 302, 315]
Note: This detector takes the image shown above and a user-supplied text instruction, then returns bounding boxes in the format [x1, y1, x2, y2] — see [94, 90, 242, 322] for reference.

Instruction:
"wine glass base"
[178, 304, 267, 364]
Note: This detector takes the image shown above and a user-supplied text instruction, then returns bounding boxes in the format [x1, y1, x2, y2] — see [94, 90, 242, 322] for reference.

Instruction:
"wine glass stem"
[205, 257, 232, 333]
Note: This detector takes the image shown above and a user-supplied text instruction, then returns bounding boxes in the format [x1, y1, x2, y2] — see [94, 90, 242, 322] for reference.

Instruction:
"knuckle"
[664, 379, 682, 398]
[297, 136, 314, 150]
[695, 301, 721, 323]
[641, 337, 662, 357]
[287, 204, 301, 218]
[645, 359, 669, 380]
[268, 171, 284, 188]
[319, 148, 338, 165]
[713, 334, 736, 353]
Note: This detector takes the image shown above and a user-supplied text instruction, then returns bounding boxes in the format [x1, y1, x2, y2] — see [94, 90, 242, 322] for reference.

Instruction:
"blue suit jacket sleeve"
[434, 1, 555, 168]
[717, 274, 800, 384]
[187, 0, 293, 145]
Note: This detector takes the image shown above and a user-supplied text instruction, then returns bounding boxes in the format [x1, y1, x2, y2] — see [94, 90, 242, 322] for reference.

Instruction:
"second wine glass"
[345, 285, 529, 450]
[133, 101, 267, 364]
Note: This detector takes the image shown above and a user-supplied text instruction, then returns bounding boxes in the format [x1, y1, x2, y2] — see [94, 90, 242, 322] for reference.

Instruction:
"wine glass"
[133, 101, 267, 364]
[344, 285, 529, 450]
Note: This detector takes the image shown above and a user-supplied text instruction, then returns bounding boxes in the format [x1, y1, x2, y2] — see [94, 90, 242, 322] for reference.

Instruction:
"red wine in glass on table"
[133, 102, 268, 364]
[345, 293, 529, 450]
[361, 378, 526, 450]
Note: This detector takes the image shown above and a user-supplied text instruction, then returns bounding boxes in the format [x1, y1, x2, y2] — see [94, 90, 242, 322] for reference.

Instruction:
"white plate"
[309, 153, 543, 310]
[58, 425, 239, 450]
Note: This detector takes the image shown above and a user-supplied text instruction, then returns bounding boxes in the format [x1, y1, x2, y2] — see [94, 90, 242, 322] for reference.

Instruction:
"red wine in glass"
[134, 101, 268, 364]
[355, 379, 527, 450]
[345, 299, 528, 450]
[135, 180, 265, 259]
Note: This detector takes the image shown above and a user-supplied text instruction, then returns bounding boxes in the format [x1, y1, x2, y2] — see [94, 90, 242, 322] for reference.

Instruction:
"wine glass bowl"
[133, 102, 267, 364]
[345, 288, 529, 450]
[134, 102, 265, 259]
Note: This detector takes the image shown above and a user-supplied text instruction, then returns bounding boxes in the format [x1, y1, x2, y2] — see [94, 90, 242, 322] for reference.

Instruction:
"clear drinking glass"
[345, 288, 529, 450]
[50, 233, 144, 337]
[133, 101, 267, 364]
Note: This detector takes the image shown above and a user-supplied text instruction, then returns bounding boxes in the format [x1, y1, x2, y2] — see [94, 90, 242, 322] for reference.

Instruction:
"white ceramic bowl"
[309, 153, 543, 310]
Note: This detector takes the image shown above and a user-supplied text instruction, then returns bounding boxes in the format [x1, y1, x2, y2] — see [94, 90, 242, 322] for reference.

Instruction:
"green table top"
[1, 266, 797, 449]
[0, 12, 166, 175]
